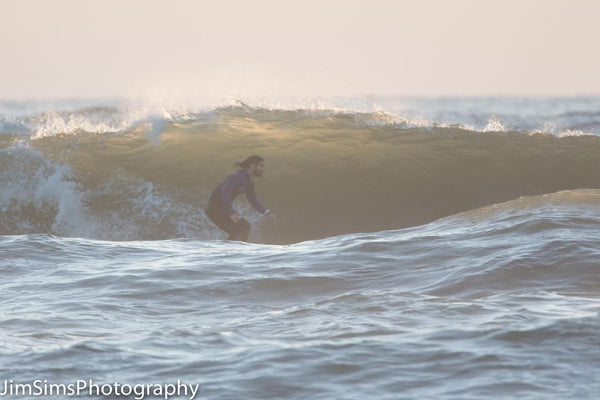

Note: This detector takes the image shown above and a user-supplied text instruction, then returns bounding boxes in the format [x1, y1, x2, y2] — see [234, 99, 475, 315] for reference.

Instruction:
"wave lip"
[3, 96, 600, 137]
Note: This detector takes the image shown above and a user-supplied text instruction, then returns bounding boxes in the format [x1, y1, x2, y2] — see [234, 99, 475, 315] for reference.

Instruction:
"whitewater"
[1, 96, 599, 399]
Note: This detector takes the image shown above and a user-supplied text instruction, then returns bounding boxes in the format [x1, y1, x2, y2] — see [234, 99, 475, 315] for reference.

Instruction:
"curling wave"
[2, 105, 600, 243]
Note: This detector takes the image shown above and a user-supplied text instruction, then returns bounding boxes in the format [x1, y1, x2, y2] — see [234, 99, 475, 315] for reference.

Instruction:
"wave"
[5, 187, 600, 297]
[2, 105, 600, 243]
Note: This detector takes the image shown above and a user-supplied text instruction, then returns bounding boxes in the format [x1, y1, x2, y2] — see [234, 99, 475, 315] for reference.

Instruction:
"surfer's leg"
[205, 207, 237, 238]
[228, 218, 250, 242]
[205, 208, 250, 241]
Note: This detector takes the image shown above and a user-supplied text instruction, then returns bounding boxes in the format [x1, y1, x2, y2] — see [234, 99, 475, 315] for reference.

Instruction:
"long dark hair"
[235, 155, 264, 169]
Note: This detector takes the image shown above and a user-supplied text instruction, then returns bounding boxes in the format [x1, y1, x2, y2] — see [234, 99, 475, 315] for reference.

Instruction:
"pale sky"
[1, 0, 599, 99]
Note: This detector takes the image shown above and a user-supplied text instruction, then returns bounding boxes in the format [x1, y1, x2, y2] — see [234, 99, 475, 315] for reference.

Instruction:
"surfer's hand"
[230, 213, 241, 223]
[267, 213, 278, 222]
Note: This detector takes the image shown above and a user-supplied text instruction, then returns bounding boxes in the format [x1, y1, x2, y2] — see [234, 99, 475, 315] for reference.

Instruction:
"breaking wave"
[2, 104, 600, 243]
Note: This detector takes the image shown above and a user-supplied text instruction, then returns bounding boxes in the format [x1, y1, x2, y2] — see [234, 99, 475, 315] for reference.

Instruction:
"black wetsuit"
[205, 169, 269, 241]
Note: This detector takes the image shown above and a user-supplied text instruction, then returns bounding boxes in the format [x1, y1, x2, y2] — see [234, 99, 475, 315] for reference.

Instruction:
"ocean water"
[1, 97, 600, 399]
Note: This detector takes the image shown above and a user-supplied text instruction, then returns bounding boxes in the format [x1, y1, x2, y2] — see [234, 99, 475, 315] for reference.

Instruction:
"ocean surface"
[1, 96, 600, 399]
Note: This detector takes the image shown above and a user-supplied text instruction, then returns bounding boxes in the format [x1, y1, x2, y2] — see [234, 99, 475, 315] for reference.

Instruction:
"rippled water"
[2, 190, 599, 399]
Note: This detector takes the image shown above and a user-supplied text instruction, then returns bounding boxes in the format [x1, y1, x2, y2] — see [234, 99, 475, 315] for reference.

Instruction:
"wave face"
[1, 191, 599, 399]
[2, 99, 600, 243]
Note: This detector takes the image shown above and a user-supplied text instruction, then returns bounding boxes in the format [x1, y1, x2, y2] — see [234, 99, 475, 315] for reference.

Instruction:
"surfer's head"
[236, 155, 265, 177]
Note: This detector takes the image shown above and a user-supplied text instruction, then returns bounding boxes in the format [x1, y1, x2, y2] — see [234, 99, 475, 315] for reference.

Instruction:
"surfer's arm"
[246, 183, 268, 214]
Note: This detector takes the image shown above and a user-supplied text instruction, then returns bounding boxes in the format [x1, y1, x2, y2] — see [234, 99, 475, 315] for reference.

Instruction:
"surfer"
[205, 155, 277, 241]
